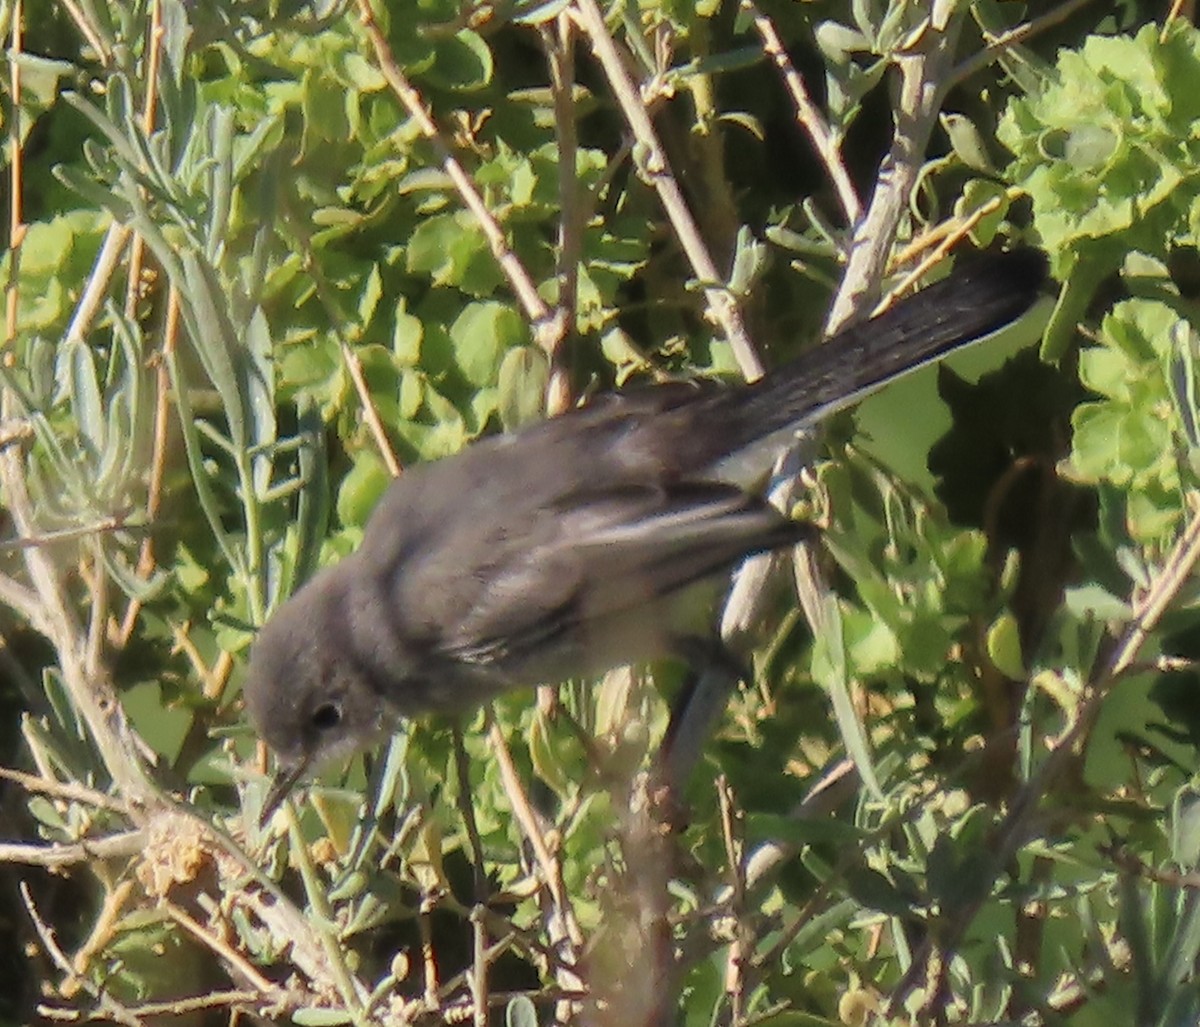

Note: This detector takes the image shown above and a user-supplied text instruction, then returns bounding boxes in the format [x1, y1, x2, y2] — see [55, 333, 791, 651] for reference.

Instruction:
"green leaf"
[810, 595, 883, 801]
[336, 452, 391, 529]
[393, 299, 423, 365]
[506, 995, 539, 1027]
[63, 339, 105, 462]
[406, 211, 501, 294]
[497, 345, 548, 430]
[449, 301, 527, 387]
[292, 1010, 354, 1026]
[986, 611, 1026, 680]
[512, 0, 571, 24]
[1172, 787, 1200, 872]
[428, 30, 494, 91]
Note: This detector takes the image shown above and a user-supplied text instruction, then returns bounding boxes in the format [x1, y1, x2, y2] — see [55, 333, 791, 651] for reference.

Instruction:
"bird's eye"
[310, 702, 342, 731]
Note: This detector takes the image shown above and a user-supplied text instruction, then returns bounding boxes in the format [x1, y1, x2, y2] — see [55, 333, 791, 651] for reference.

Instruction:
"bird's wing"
[428, 481, 804, 671]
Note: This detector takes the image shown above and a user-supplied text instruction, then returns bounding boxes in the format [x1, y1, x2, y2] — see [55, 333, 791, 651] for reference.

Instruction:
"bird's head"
[242, 564, 392, 822]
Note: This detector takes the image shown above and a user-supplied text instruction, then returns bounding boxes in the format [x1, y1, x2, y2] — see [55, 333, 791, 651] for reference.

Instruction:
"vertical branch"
[540, 13, 582, 416]
[6, 0, 24, 348]
[123, 0, 163, 323]
[825, 16, 966, 334]
[487, 718, 586, 1017]
[0, 0, 151, 806]
[114, 287, 178, 646]
[113, 0, 168, 644]
[684, 18, 741, 267]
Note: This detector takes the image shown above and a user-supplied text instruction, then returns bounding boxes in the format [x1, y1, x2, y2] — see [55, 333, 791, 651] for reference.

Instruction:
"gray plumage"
[243, 249, 1047, 812]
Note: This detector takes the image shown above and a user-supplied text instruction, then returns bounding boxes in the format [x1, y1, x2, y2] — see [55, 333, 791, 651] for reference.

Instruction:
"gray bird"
[243, 248, 1047, 817]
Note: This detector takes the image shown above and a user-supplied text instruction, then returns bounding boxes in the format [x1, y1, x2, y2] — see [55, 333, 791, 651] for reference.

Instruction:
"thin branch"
[120, 990, 261, 1019]
[120, 0, 164, 323]
[162, 901, 284, 998]
[418, 887, 440, 1008]
[0, 829, 145, 867]
[64, 223, 131, 347]
[470, 905, 488, 1027]
[486, 715, 586, 1006]
[571, 0, 763, 380]
[950, 0, 1096, 88]
[70, 879, 135, 978]
[876, 191, 1010, 313]
[340, 340, 402, 477]
[53, 0, 112, 63]
[0, 567, 51, 633]
[6, 0, 24, 345]
[540, 13, 582, 415]
[352, 0, 554, 339]
[1162, 0, 1193, 42]
[289, 214, 403, 477]
[826, 15, 966, 335]
[21, 881, 145, 1027]
[115, 285, 179, 646]
[717, 776, 747, 1025]
[0, 765, 132, 813]
[746, 2, 862, 226]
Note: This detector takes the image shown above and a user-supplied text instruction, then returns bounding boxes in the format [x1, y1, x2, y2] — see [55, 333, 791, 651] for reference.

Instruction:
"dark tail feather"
[716, 248, 1048, 454]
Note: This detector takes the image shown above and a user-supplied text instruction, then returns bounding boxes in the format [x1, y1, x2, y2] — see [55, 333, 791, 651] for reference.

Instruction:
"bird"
[243, 247, 1047, 818]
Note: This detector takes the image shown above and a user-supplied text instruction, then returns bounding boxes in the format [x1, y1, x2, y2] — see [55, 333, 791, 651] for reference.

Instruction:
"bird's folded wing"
[439, 481, 804, 667]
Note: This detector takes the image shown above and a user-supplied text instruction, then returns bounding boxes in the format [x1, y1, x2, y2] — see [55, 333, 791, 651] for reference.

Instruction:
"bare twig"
[876, 191, 1009, 311]
[1162, 0, 1194, 41]
[486, 720, 576, 938]
[717, 777, 748, 1024]
[64, 223, 132, 347]
[486, 715, 586, 1011]
[121, 990, 261, 1019]
[6, 0, 24, 345]
[53, 0, 112, 63]
[120, 0, 164, 324]
[341, 339, 403, 477]
[21, 881, 144, 1027]
[571, 0, 763, 380]
[0, 829, 145, 867]
[951, 0, 1095, 88]
[289, 217, 403, 477]
[69, 880, 135, 982]
[0, 567, 51, 633]
[540, 13, 583, 415]
[418, 887, 440, 1008]
[0, 514, 137, 552]
[115, 285, 179, 646]
[163, 900, 283, 997]
[826, 14, 966, 335]
[0, 764, 131, 813]
[470, 905, 488, 1027]
[352, 0, 554, 341]
[746, 2, 862, 227]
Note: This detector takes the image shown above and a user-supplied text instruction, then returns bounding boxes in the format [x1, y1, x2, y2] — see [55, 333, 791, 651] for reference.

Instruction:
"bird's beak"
[259, 755, 310, 827]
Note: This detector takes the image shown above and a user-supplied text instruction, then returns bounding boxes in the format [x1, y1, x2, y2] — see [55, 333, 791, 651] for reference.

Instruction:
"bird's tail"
[704, 248, 1048, 473]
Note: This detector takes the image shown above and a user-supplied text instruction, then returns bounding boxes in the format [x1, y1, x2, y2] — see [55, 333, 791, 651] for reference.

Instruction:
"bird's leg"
[644, 633, 751, 829]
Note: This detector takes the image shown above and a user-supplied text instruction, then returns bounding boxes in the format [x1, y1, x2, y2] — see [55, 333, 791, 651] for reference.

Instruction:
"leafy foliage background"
[4, 1, 1200, 1025]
